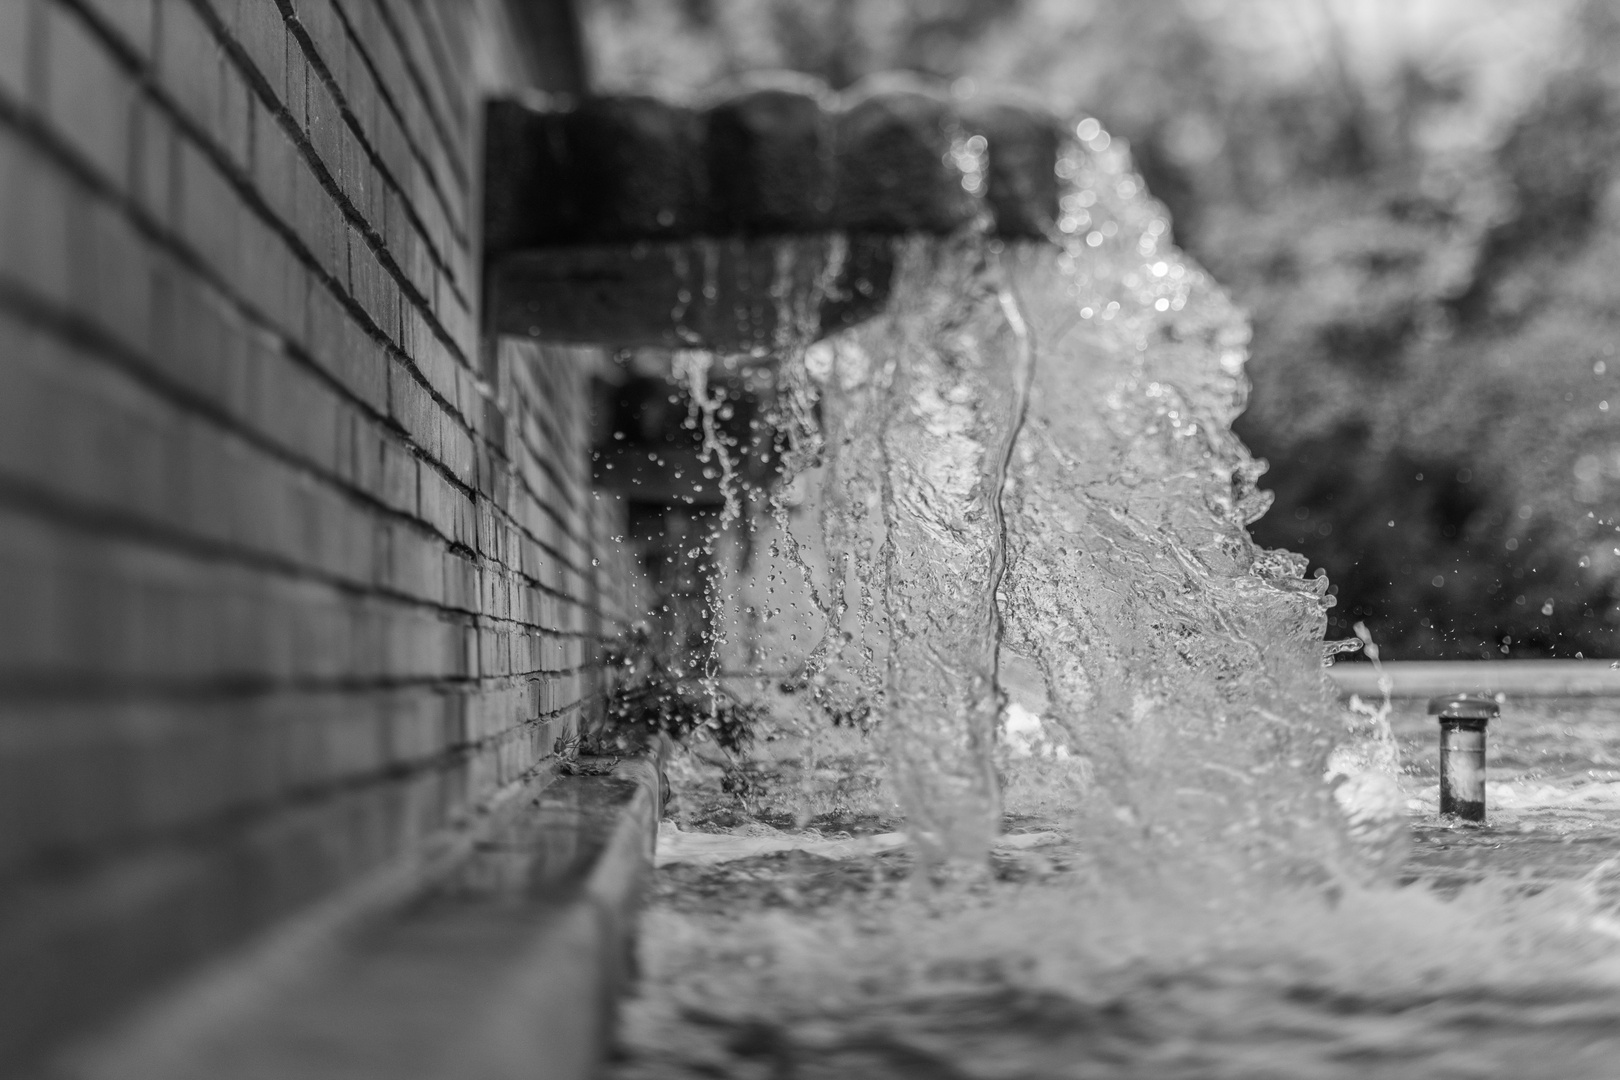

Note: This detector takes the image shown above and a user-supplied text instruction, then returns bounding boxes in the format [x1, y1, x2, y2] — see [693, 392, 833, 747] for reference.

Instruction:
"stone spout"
[483, 75, 1062, 351]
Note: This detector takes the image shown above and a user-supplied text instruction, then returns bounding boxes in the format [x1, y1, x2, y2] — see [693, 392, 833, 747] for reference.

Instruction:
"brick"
[176, 137, 241, 288]
[0, 0, 35, 109]
[248, 339, 343, 473]
[252, 110, 297, 221]
[417, 464, 466, 542]
[0, 318, 174, 526]
[0, 131, 73, 305]
[43, 5, 134, 188]
[346, 223, 375, 322]
[303, 280, 340, 372]
[382, 690, 450, 764]
[279, 243, 310, 347]
[284, 21, 308, 129]
[231, 0, 287, 98]
[387, 356, 435, 455]
[384, 525, 444, 604]
[441, 416, 476, 489]
[350, 413, 384, 497]
[130, 95, 177, 227]
[283, 697, 386, 786]
[149, 258, 239, 404]
[443, 550, 477, 611]
[337, 312, 387, 411]
[83, 0, 155, 58]
[78, 198, 154, 357]
[339, 119, 371, 228]
[157, 0, 220, 137]
[219, 57, 252, 170]
[378, 433, 416, 515]
[233, 209, 276, 319]
[405, 223, 434, 302]
[305, 66, 343, 179]
[364, 5, 408, 108]
[292, 153, 344, 280]
[316, 486, 376, 582]
[456, 367, 480, 432]
[289, 0, 345, 87]
[374, 272, 401, 346]
[377, 171, 402, 249]
[342, 30, 378, 137]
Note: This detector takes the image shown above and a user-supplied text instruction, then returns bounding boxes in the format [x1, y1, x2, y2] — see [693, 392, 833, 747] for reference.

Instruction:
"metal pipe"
[1428, 693, 1499, 822]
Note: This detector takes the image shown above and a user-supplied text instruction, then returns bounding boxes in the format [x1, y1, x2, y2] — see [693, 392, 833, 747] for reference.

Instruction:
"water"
[619, 697, 1620, 1077]
[611, 122, 1620, 1075]
[1395, 697, 1620, 896]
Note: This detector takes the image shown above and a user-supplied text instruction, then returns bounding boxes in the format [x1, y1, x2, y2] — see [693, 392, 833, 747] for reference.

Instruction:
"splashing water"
[617, 120, 1620, 1077]
[991, 136, 1362, 885]
[811, 233, 1033, 866]
[801, 128, 1362, 879]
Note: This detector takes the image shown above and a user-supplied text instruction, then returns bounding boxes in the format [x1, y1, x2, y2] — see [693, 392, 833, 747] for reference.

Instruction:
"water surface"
[615, 697, 1620, 1079]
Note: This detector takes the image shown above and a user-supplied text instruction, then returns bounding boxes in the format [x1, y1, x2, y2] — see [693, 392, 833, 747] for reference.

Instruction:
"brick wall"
[0, 0, 636, 1068]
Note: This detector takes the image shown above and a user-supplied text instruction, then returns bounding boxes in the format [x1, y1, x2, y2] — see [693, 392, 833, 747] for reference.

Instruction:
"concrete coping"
[1328, 659, 1620, 698]
[52, 756, 664, 1080]
[482, 72, 1066, 255]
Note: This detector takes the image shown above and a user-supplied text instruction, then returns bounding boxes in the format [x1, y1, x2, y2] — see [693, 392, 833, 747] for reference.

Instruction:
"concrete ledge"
[483, 79, 1063, 255]
[488, 233, 895, 350]
[1328, 659, 1620, 698]
[51, 757, 662, 1080]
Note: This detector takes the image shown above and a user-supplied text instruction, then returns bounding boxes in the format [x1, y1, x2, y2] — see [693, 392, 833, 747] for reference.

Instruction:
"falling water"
[811, 233, 1032, 867]
[799, 126, 1367, 878]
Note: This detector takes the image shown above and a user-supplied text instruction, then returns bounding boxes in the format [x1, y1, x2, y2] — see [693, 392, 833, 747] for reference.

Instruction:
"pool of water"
[1395, 696, 1620, 898]
[611, 696, 1620, 1079]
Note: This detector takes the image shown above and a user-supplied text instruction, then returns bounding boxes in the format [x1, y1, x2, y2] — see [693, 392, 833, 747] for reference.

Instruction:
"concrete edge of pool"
[1328, 659, 1620, 698]
[48, 755, 664, 1080]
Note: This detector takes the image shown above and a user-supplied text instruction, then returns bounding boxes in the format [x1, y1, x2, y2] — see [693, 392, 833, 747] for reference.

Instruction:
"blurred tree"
[582, 0, 1620, 657]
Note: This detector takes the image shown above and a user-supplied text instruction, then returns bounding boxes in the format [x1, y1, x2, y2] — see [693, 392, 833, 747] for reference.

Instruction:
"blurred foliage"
[598, 625, 762, 754]
[583, 0, 1620, 658]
